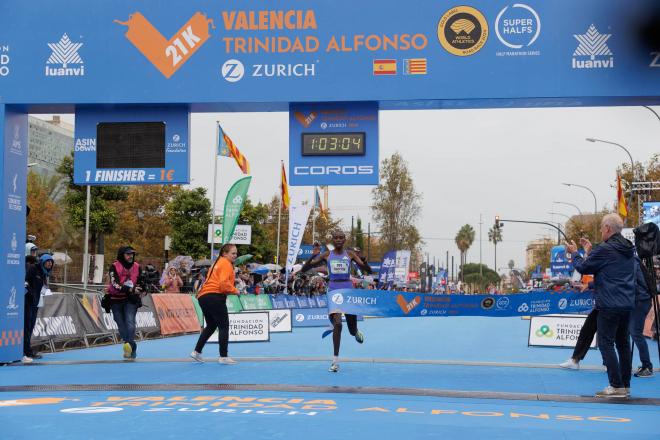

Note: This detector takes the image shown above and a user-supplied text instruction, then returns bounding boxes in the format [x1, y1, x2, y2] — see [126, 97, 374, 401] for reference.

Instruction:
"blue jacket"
[572, 233, 635, 311]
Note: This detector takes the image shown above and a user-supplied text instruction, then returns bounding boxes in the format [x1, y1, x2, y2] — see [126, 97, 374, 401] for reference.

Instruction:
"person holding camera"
[567, 214, 636, 398]
[107, 246, 142, 360]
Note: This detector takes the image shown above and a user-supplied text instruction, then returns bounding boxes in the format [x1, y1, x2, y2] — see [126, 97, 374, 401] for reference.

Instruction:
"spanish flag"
[281, 162, 290, 210]
[218, 125, 250, 175]
[617, 174, 628, 218]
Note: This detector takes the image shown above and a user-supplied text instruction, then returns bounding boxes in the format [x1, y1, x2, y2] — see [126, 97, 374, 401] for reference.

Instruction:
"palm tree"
[488, 226, 503, 271]
[454, 224, 475, 281]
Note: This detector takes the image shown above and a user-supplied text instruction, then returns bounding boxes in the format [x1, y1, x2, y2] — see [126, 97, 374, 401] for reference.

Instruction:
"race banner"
[528, 315, 597, 348]
[292, 307, 329, 327]
[96, 294, 161, 336]
[226, 295, 243, 313]
[326, 289, 594, 317]
[268, 309, 293, 333]
[33, 295, 82, 344]
[151, 294, 200, 335]
[285, 196, 312, 277]
[378, 251, 396, 285]
[209, 312, 270, 342]
[270, 294, 298, 309]
[222, 176, 252, 244]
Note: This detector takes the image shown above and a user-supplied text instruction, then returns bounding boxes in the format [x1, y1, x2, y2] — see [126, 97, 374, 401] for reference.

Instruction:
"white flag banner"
[285, 196, 312, 276]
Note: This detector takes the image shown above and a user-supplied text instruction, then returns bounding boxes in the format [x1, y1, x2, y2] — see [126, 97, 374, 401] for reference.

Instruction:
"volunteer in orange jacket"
[190, 243, 239, 364]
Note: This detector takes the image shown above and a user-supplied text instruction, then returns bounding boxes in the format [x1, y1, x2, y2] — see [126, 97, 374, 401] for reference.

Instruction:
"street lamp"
[553, 201, 583, 216]
[585, 137, 635, 225]
[547, 211, 571, 220]
[562, 182, 598, 240]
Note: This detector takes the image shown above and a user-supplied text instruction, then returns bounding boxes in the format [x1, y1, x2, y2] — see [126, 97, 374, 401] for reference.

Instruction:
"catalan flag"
[404, 58, 427, 75]
[373, 59, 396, 75]
[218, 124, 250, 174]
[281, 162, 290, 210]
[617, 174, 627, 218]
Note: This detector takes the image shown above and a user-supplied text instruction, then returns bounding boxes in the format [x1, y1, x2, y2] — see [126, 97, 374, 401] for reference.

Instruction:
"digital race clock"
[302, 132, 365, 156]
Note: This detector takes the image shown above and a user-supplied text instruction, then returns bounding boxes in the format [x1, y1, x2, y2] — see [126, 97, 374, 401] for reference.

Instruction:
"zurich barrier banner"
[326, 289, 594, 317]
[292, 307, 330, 327]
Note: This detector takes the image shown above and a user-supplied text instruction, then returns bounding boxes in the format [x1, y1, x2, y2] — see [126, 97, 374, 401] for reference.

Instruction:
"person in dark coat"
[23, 252, 53, 363]
[630, 256, 654, 377]
[567, 213, 636, 399]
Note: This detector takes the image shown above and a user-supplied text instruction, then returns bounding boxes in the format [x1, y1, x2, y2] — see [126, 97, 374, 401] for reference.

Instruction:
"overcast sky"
[37, 106, 660, 272]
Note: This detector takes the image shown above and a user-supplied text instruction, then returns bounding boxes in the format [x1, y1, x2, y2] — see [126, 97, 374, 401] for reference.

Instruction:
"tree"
[26, 171, 63, 250]
[454, 224, 475, 281]
[508, 259, 515, 270]
[460, 263, 500, 293]
[107, 185, 177, 261]
[165, 187, 212, 259]
[57, 154, 128, 254]
[354, 217, 365, 250]
[236, 197, 272, 263]
[488, 226, 502, 271]
[616, 153, 660, 225]
[371, 152, 423, 254]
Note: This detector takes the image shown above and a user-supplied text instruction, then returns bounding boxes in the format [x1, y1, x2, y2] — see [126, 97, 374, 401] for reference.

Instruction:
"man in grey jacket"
[567, 214, 635, 398]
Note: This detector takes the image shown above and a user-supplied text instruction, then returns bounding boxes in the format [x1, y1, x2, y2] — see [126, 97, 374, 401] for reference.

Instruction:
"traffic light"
[494, 215, 503, 230]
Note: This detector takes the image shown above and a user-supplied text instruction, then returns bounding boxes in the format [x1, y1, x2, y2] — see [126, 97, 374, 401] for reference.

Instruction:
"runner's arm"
[301, 251, 328, 273]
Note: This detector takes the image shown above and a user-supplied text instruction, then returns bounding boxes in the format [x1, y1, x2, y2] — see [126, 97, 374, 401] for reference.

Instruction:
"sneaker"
[634, 367, 654, 378]
[559, 359, 579, 370]
[30, 353, 43, 360]
[321, 327, 333, 339]
[218, 357, 237, 365]
[355, 331, 365, 344]
[21, 356, 33, 364]
[190, 351, 204, 363]
[130, 342, 137, 359]
[122, 342, 132, 359]
[595, 386, 628, 398]
[328, 362, 339, 373]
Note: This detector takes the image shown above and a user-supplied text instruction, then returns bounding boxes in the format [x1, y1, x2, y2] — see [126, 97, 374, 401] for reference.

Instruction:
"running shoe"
[122, 342, 132, 359]
[30, 353, 43, 359]
[559, 358, 579, 370]
[355, 331, 365, 344]
[328, 362, 339, 373]
[130, 342, 137, 359]
[634, 367, 654, 378]
[595, 386, 628, 398]
[218, 357, 238, 365]
[21, 356, 33, 364]
[321, 327, 333, 339]
[190, 351, 204, 363]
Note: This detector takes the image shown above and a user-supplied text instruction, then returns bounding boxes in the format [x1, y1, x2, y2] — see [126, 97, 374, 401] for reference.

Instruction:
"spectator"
[630, 256, 654, 377]
[567, 213, 636, 399]
[23, 251, 53, 363]
[193, 272, 205, 294]
[162, 267, 184, 293]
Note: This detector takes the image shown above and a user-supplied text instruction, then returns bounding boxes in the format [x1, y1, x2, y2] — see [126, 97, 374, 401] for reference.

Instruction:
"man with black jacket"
[567, 214, 636, 398]
[24, 252, 53, 363]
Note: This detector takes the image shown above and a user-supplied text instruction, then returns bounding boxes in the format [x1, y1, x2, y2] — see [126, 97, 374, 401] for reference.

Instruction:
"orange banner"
[115, 12, 213, 78]
[151, 294, 200, 335]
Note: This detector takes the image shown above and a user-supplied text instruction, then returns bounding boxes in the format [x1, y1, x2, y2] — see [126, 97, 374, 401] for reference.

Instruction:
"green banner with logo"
[226, 295, 244, 313]
[239, 294, 273, 310]
[222, 176, 252, 244]
[189, 294, 204, 326]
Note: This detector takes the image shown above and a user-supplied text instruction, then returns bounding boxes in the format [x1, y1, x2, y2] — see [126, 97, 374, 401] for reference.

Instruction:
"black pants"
[195, 294, 229, 357]
[23, 302, 39, 356]
[597, 310, 632, 389]
[329, 313, 358, 357]
[572, 309, 598, 361]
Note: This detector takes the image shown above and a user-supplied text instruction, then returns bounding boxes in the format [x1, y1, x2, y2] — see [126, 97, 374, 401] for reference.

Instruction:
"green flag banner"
[239, 294, 273, 310]
[226, 295, 244, 313]
[222, 176, 252, 244]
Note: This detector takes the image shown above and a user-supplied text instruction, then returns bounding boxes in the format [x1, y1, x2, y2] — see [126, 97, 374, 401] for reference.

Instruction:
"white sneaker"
[21, 356, 33, 364]
[328, 362, 339, 373]
[595, 386, 628, 398]
[218, 357, 237, 365]
[190, 351, 204, 363]
[559, 359, 579, 370]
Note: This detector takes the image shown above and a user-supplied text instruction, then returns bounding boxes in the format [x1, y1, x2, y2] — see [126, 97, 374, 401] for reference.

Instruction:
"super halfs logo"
[115, 12, 214, 78]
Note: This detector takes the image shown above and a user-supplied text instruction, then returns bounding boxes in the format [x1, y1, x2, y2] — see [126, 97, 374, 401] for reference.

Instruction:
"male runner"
[301, 230, 372, 372]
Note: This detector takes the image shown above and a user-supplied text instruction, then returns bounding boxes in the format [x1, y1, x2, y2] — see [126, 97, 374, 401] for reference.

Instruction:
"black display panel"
[302, 132, 366, 156]
[96, 122, 166, 169]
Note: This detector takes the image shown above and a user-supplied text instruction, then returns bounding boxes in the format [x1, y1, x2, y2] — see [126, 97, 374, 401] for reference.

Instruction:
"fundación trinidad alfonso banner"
[327, 289, 595, 318]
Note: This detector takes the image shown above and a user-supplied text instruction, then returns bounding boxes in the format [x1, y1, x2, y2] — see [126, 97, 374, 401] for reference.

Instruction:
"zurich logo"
[558, 298, 568, 310]
[221, 59, 245, 82]
[331, 293, 344, 305]
[496, 297, 510, 310]
[517, 303, 529, 313]
[172, 134, 180, 142]
[420, 309, 428, 316]
[295, 314, 305, 322]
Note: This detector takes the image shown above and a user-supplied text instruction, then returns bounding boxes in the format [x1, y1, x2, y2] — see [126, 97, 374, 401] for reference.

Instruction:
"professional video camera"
[138, 264, 161, 293]
[634, 222, 659, 357]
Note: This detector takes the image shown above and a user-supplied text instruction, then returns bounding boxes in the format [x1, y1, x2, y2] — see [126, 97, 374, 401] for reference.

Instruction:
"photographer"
[107, 246, 142, 360]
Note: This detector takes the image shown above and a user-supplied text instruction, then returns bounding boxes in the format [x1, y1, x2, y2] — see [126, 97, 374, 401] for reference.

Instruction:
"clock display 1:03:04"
[301, 132, 366, 156]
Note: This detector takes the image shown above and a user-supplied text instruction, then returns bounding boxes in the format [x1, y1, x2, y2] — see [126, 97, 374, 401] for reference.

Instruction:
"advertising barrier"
[292, 307, 329, 327]
[268, 309, 293, 333]
[151, 294, 200, 335]
[528, 315, 597, 348]
[270, 294, 298, 309]
[32, 295, 84, 344]
[208, 312, 270, 342]
[226, 295, 244, 313]
[239, 294, 273, 311]
[326, 289, 595, 317]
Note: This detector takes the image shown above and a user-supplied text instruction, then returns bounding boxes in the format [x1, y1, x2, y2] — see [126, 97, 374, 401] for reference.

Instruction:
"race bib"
[330, 260, 349, 274]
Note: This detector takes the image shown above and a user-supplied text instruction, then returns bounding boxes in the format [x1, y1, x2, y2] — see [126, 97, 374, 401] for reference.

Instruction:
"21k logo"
[115, 12, 214, 78]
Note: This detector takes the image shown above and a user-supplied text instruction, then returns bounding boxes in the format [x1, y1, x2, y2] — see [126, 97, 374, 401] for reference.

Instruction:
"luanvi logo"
[115, 12, 214, 78]
[572, 25, 613, 69]
[650, 52, 660, 68]
[46, 34, 84, 76]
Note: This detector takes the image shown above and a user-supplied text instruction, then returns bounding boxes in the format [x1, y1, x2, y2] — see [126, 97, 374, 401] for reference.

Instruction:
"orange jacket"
[198, 257, 238, 298]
